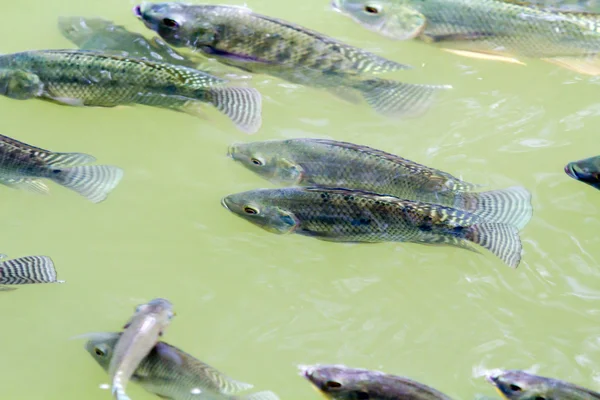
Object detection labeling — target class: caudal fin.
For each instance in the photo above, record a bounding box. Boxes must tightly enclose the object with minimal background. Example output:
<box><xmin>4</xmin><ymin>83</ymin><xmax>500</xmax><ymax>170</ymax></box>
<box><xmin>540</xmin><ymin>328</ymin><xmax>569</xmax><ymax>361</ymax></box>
<box><xmin>356</xmin><ymin>78</ymin><xmax>451</xmax><ymax>118</ymax></box>
<box><xmin>465</xmin><ymin>223</ymin><xmax>522</xmax><ymax>268</ymax></box>
<box><xmin>205</xmin><ymin>87</ymin><xmax>262</xmax><ymax>134</ymax></box>
<box><xmin>0</xmin><ymin>256</ymin><xmax>64</xmax><ymax>285</ymax></box>
<box><xmin>456</xmin><ymin>186</ymin><xmax>532</xmax><ymax>230</ymax></box>
<box><xmin>50</xmin><ymin>165</ymin><xmax>123</xmax><ymax>203</ymax></box>
<box><xmin>245</xmin><ymin>391</ymin><xmax>280</xmax><ymax>400</ymax></box>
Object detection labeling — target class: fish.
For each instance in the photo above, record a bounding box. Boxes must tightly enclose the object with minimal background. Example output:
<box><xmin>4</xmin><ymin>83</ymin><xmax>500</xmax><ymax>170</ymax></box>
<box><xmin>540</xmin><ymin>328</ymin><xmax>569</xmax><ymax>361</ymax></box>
<box><xmin>228</xmin><ymin>138</ymin><xmax>532</xmax><ymax>230</ymax></box>
<box><xmin>57</xmin><ymin>16</ymin><xmax>205</xmax><ymax>69</ymax></box>
<box><xmin>0</xmin><ymin>50</ymin><xmax>262</xmax><ymax>133</ymax></box>
<box><xmin>221</xmin><ymin>187</ymin><xmax>523</xmax><ymax>267</ymax></box>
<box><xmin>0</xmin><ymin>256</ymin><xmax>64</xmax><ymax>291</ymax></box>
<box><xmin>300</xmin><ymin>364</ymin><xmax>453</xmax><ymax>400</ymax></box>
<box><xmin>565</xmin><ymin>155</ymin><xmax>600</xmax><ymax>190</ymax></box>
<box><xmin>135</xmin><ymin>2</ymin><xmax>450</xmax><ymax>118</ymax></box>
<box><xmin>85</xmin><ymin>332</ymin><xmax>280</xmax><ymax>400</ymax></box>
<box><xmin>331</xmin><ymin>0</ymin><xmax>600</xmax><ymax>75</ymax></box>
<box><xmin>109</xmin><ymin>299</ymin><xmax>175</xmax><ymax>400</ymax></box>
<box><xmin>0</xmin><ymin>133</ymin><xmax>122</xmax><ymax>203</ymax></box>
<box><xmin>487</xmin><ymin>370</ymin><xmax>600</xmax><ymax>400</ymax></box>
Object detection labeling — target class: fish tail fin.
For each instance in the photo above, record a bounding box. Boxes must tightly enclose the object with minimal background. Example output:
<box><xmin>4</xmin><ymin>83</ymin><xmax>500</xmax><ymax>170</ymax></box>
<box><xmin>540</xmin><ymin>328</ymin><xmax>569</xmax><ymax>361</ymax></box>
<box><xmin>464</xmin><ymin>223</ymin><xmax>522</xmax><ymax>268</ymax></box>
<box><xmin>203</xmin><ymin>87</ymin><xmax>262</xmax><ymax>133</ymax></box>
<box><xmin>455</xmin><ymin>186</ymin><xmax>532</xmax><ymax>230</ymax></box>
<box><xmin>245</xmin><ymin>391</ymin><xmax>280</xmax><ymax>400</ymax></box>
<box><xmin>356</xmin><ymin>78</ymin><xmax>451</xmax><ymax>118</ymax></box>
<box><xmin>0</xmin><ymin>256</ymin><xmax>63</xmax><ymax>285</ymax></box>
<box><xmin>50</xmin><ymin>165</ymin><xmax>123</xmax><ymax>203</ymax></box>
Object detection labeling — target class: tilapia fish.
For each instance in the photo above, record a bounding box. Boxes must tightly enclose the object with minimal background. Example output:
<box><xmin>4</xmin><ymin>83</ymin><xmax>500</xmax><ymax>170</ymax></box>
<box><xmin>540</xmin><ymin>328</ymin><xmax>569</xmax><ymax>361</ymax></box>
<box><xmin>109</xmin><ymin>299</ymin><xmax>175</xmax><ymax>400</ymax></box>
<box><xmin>332</xmin><ymin>0</ymin><xmax>600</xmax><ymax>74</ymax></box>
<box><xmin>0</xmin><ymin>133</ymin><xmax>122</xmax><ymax>203</ymax></box>
<box><xmin>0</xmin><ymin>255</ymin><xmax>64</xmax><ymax>291</ymax></box>
<box><xmin>487</xmin><ymin>370</ymin><xmax>600</xmax><ymax>400</ymax></box>
<box><xmin>221</xmin><ymin>187</ymin><xmax>523</xmax><ymax>267</ymax></box>
<box><xmin>57</xmin><ymin>16</ymin><xmax>204</xmax><ymax>69</ymax></box>
<box><xmin>135</xmin><ymin>2</ymin><xmax>450</xmax><ymax>118</ymax></box>
<box><xmin>0</xmin><ymin>50</ymin><xmax>262</xmax><ymax>133</ymax></box>
<box><xmin>85</xmin><ymin>332</ymin><xmax>279</xmax><ymax>400</ymax></box>
<box><xmin>565</xmin><ymin>155</ymin><xmax>600</xmax><ymax>190</ymax></box>
<box><xmin>228</xmin><ymin>138</ymin><xmax>532</xmax><ymax>230</ymax></box>
<box><xmin>301</xmin><ymin>364</ymin><xmax>452</xmax><ymax>400</ymax></box>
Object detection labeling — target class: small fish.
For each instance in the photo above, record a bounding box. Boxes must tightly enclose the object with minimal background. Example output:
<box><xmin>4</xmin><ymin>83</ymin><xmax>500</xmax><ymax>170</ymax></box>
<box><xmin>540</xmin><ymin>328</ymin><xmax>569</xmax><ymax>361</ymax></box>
<box><xmin>135</xmin><ymin>2</ymin><xmax>450</xmax><ymax>118</ymax></box>
<box><xmin>300</xmin><ymin>364</ymin><xmax>453</xmax><ymax>400</ymax></box>
<box><xmin>57</xmin><ymin>16</ymin><xmax>203</xmax><ymax>69</ymax></box>
<box><xmin>487</xmin><ymin>370</ymin><xmax>600</xmax><ymax>400</ymax></box>
<box><xmin>0</xmin><ymin>256</ymin><xmax>64</xmax><ymax>291</ymax></box>
<box><xmin>0</xmin><ymin>133</ymin><xmax>122</xmax><ymax>203</ymax></box>
<box><xmin>85</xmin><ymin>332</ymin><xmax>280</xmax><ymax>400</ymax></box>
<box><xmin>228</xmin><ymin>138</ymin><xmax>532</xmax><ymax>229</ymax></box>
<box><xmin>109</xmin><ymin>299</ymin><xmax>175</xmax><ymax>400</ymax></box>
<box><xmin>331</xmin><ymin>0</ymin><xmax>600</xmax><ymax>75</ymax></box>
<box><xmin>0</xmin><ymin>50</ymin><xmax>262</xmax><ymax>133</ymax></box>
<box><xmin>221</xmin><ymin>187</ymin><xmax>523</xmax><ymax>267</ymax></box>
<box><xmin>565</xmin><ymin>155</ymin><xmax>600</xmax><ymax>190</ymax></box>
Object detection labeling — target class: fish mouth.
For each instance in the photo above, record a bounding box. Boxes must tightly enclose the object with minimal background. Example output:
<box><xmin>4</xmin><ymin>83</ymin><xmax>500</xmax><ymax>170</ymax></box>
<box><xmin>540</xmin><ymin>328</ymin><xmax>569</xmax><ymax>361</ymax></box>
<box><xmin>564</xmin><ymin>163</ymin><xmax>578</xmax><ymax>179</ymax></box>
<box><xmin>227</xmin><ymin>143</ymin><xmax>239</xmax><ymax>159</ymax></box>
<box><xmin>330</xmin><ymin>0</ymin><xmax>341</xmax><ymax>11</ymax></box>
<box><xmin>221</xmin><ymin>197</ymin><xmax>231</xmax><ymax>211</ymax></box>
<box><xmin>133</xmin><ymin>4</ymin><xmax>142</xmax><ymax>18</ymax></box>
<box><xmin>297</xmin><ymin>364</ymin><xmax>314</xmax><ymax>378</ymax></box>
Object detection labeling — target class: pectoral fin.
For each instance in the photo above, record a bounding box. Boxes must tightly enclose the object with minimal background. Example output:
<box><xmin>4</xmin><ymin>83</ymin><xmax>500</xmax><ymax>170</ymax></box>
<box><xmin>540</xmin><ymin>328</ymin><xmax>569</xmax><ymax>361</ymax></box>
<box><xmin>441</xmin><ymin>48</ymin><xmax>526</xmax><ymax>65</ymax></box>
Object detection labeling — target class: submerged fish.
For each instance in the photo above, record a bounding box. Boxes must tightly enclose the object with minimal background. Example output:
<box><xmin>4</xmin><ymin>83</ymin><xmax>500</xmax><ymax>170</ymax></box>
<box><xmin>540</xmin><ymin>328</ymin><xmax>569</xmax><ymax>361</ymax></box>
<box><xmin>228</xmin><ymin>139</ymin><xmax>532</xmax><ymax>230</ymax></box>
<box><xmin>0</xmin><ymin>133</ymin><xmax>122</xmax><ymax>203</ymax></box>
<box><xmin>85</xmin><ymin>332</ymin><xmax>279</xmax><ymax>400</ymax></box>
<box><xmin>565</xmin><ymin>155</ymin><xmax>600</xmax><ymax>190</ymax></box>
<box><xmin>331</xmin><ymin>0</ymin><xmax>600</xmax><ymax>74</ymax></box>
<box><xmin>57</xmin><ymin>16</ymin><xmax>202</xmax><ymax>69</ymax></box>
<box><xmin>487</xmin><ymin>370</ymin><xmax>600</xmax><ymax>400</ymax></box>
<box><xmin>135</xmin><ymin>2</ymin><xmax>450</xmax><ymax>118</ymax></box>
<box><xmin>221</xmin><ymin>187</ymin><xmax>523</xmax><ymax>267</ymax></box>
<box><xmin>0</xmin><ymin>50</ymin><xmax>262</xmax><ymax>133</ymax></box>
<box><xmin>0</xmin><ymin>256</ymin><xmax>63</xmax><ymax>291</ymax></box>
<box><xmin>109</xmin><ymin>299</ymin><xmax>175</xmax><ymax>400</ymax></box>
<box><xmin>301</xmin><ymin>364</ymin><xmax>452</xmax><ymax>400</ymax></box>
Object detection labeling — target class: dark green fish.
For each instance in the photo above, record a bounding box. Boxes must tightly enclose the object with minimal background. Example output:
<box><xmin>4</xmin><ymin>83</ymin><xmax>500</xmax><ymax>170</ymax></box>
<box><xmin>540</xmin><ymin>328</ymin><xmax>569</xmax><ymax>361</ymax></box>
<box><xmin>57</xmin><ymin>16</ymin><xmax>204</xmax><ymax>69</ymax></box>
<box><xmin>332</xmin><ymin>0</ymin><xmax>600</xmax><ymax>75</ymax></box>
<box><xmin>565</xmin><ymin>155</ymin><xmax>600</xmax><ymax>190</ymax></box>
<box><xmin>0</xmin><ymin>50</ymin><xmax>262</xmax><ymax>133</ymax></box>
<box><xmin>135</xmin><ymin>2</ymin><xmax>450</xmax><ymax>118</ymax></box>
<box><xmin>301</xmin><ymin>364</ymin><xmax>453</xmax><ymax>400</ymax></box>
<box><xmin>0</xmin><ymin>255</ymin><xmax>64</xmax><ymax>291</ymax></box>
<box><xmin>85</xmin><ymin>332</ymin><xmax>279</xmax><ymax>400</ymax></box>
<box><xmin>221</xmin><ymin>187</ymin><xmax>523</xmax><ymax>267</ymax></box>
<box><xmin>228</xmin><ymin>138</ymin><xmax>532</xmax><ymax>230</ymax></box>
<box><xmin>487</xmin><ymin>370</ymin><xmax>600</xmax><ymax>400</ymax></box>
<box><xmin>0</xmin><ymin>133</ymin><xmax>122</xmax><ymax>203</ymax></box>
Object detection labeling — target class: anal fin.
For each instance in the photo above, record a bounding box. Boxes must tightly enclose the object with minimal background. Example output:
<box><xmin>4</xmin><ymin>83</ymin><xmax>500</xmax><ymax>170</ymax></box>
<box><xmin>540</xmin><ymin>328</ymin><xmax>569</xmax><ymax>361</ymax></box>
<box><xmin>0</xmin><ymin>178</ymin><xmax>50</xmax><ymax>195</ymax></box>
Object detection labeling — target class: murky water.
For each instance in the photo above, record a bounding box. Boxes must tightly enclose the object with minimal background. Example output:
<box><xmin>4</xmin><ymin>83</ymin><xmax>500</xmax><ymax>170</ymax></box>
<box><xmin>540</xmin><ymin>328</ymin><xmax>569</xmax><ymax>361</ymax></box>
<box><xmin>1</xmin><ymin>0</ymin><xmax>599</xmax><ymax>398</ymax></box>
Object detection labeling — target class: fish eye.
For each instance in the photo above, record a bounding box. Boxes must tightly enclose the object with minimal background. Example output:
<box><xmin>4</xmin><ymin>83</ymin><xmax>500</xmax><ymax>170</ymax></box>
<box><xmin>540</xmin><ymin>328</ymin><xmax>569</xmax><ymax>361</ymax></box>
<box><xmin>325</xmin><ymin>381</ymin><xmax>342</xmax><ymax>388</ymax></box>
<box><xmin>364</xmin><ymin>4</ymin><xmax>382</xmax><ymax>14</ymax></box>
<box><xmin>509</xmin><ymin>384</ymin><xmax>522</xmax><ymax>392</ymax></box>
<box><xmin>162</xmin><ymin>18</ymin><xmax>179</xmax><ymax>28</ymax></box>
<box><xmin>243</xmin><ymin>206</ymin><xmax>259</xmax><ymax>215</ymax></box>
<box><xmin>94</xmin><ymin>346</ymin><xmax>106</xmax><ymax>357</ymax></box>
<box><xmin>357</xmin><ymin>392</ymin><xmax>370</xmax><ymax>400</ymax></box>
<box><xmin>251</xmin><ymin>157</ymin><xmax>264</xmax><ymax>166</ymax></box>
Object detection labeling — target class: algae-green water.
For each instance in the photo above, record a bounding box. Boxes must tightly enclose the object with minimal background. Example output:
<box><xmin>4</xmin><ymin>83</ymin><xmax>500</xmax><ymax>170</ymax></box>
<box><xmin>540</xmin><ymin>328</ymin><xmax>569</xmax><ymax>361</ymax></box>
<box><xmin>0</xmin><ymin>0</ymin><xmax>598</xmax><ymax>398</ymax></box>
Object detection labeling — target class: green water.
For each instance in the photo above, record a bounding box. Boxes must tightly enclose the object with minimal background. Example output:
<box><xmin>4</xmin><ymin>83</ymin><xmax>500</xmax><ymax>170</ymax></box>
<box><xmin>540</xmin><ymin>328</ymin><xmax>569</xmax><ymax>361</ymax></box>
<box><xmin>0</xmin><ymin>0</ymin><xmax>599</xmax><ymax>399</ymax></box>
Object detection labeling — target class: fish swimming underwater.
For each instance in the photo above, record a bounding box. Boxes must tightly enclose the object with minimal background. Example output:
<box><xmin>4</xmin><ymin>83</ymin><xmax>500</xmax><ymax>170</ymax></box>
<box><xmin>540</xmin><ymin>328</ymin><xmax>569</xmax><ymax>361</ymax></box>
<box><xmin>0</xmin><ymin>50</ymin><xmax>262</xmax><ymax>133</ymax></box>
<box><xmin>222</xmin><ymin>187</ymin><xmax>523</xmax><ymax>267</ymax></box>
<box><xmin>228</xmin><ymin>138</ymin><xmax>532</xmax><ymax>230</ymax></box>
<box><xmin>487</xmin><ymin>370</ymin><xmax>600</xmax><ymax>400</ymax></box>
<box><xmin>0</xmin><ymin>255</ymin><xmax>63</xmax><ymax>291</ymax></box>
<box><xmin>85</xmin><ymin>332</ymin><xmax>280</xmax><ymax>400</ymax></box>
<box><xmin>331</xmin><ymin>0</ymin><xmax>600</xmax><ymax>74</ymax></box>
<box><xmin>0</xmin><ymin>133</ymin><xmax>122</xmax><ymax>203</ymax></box>
<box><xmin>301</xmin><ymin>364</ymin><xmax>453</xmax><ymax>400</ymax></box>
<box><xmin>135</xmin><ymin>2</ymin><xmax>450</xmax><ymax>118</ymax></box>
<box><xmin>565</xmin><ymin>155</ymin><xmax>600</xmax><ymax>190</ymax></box>
<box><xmin>109</xmin><ymin>299</ymin><xmax>175</xmax><ymax>400</ymax></box>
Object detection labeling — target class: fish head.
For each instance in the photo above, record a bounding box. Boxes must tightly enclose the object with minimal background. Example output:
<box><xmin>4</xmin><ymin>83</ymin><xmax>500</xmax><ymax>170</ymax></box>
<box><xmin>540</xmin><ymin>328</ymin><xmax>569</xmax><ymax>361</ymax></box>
<box><xmin>0</xmin><ymin>69</ymin><xmax>44</xmax><ymax>100</ymax></box>
<box><xmin>486</xmin><ymin>370</ymin><xmax>558</xmax><ymax>400</ymax></box>
<box><xmin>221</xmin><ymin>190</ymin><xmax>300</xmax><ymax>234</ymax></box>
<box><xmin>300</xmin><ymin>364</ymin><xmax>387</xmax><ymax>399</ymax></box>
<box><xmin>228</xmin><ymin>141</ymin><xmax>304</xmax><ymax>185</ymax></box>
<box><xmin>135</xmin><ymin>2</ymin><xmax>222</xmax><ymax>49</ymax></box>
<box><xmin>84</xmin><ymin>332</ymin><xmax>120</xmax><ymax>371</ymax></box>
<box><xmin>565</xmin><ymin>156</ymin><xmax>600</xmax><ymax>190</ymax></box>
<box><xmin>331</xmin><ymin>0</ymin><xmax>426</xmax><ymax>40</ymax></box>
<box><xmin>57</xmin><ymin>17</ymin><xmax>113</xmax><ymax>45</ymax></box>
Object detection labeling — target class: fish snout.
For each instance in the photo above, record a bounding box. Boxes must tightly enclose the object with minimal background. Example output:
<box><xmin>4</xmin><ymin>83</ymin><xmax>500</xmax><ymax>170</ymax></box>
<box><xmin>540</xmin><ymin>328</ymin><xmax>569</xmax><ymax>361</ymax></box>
<box><xmin>564</xmin><ymin>163</ymin><xmax>578</xmax><ymax>179</ymax></box>
<box><xmin>227</xmin><ymin>143</ymin><xmax>240</xmax><ymax>159</ymax></box>
<box><xmin>221</xmin><ymin>196</ymin><xmax>232</xmax><ymax>211</ymax></box>
<box><xmin>298</xmin><ymin>364</ymin><xmax>315</xmax><ymax>379</ymax></box>
<box><xmin>331</xmin><ymin>0</ymin><xmax>341</xmax><ymax>11</ymax></box>
<box><xmin>133</xmin><ymin>4</ymin><xmax>142</xmax><ymax>17</ymax></box>
<box><xmin>485</xmin><ymin>372</ymin><xmax>500</xmax><ymax>385</ymax></box>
